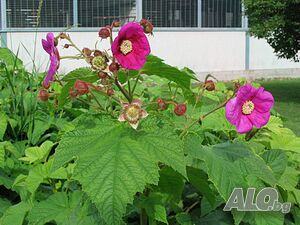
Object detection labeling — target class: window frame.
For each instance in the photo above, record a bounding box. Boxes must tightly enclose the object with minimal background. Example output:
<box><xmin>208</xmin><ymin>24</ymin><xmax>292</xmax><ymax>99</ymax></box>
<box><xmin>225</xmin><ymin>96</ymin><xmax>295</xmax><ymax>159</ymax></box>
<box><xmin>0</xmin><ymin>0</ymin><xmax>248</xmax><ymax>32</ymax></box>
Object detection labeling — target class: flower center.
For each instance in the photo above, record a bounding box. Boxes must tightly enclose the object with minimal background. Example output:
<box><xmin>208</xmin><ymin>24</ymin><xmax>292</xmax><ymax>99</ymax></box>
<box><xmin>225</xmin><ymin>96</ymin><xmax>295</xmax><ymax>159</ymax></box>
<box><xmin>242</xmin><ymin>100</ymin><xmax>255</xmax><ymax>115</ymax></box>
<box><xmin>120</xmin><ymin>40</ymin><xmax>133</xmax><ymax>55</ymax></box>
<box><xmin>125</xmin><ymin>105</ymin><xmax>140</xmax><ymax>122</ymax></box>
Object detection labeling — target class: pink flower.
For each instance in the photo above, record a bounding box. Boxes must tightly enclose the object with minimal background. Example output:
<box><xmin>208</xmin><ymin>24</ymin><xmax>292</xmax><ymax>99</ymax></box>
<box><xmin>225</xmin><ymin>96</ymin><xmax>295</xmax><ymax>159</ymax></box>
<box><xmin>42</xmin><ymin>33</ymin><xmax>60</xmax><ymax>88</ymax></box>
<box><xmin>112</xmin><ymin>22</ymin><xmax>150</xmax><ymax>70</ymax></box>
<box><xmin>118</xmin><ymin>100</ymin><xmax>148</xmax><ymax>129</ymax></box>
<box><xmin>225</xmin><ymin>84</ymin><xmax>274</xmax><ymax>134</ymax></box>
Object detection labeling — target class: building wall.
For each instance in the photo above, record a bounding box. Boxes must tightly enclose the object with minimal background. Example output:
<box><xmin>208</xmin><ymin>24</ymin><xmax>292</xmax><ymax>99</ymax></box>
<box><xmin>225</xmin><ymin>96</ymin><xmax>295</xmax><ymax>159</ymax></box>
<box><xmin>5</xmin><ymin>31</ymin><xmax>300</xmax><ymax>79</ymax></box>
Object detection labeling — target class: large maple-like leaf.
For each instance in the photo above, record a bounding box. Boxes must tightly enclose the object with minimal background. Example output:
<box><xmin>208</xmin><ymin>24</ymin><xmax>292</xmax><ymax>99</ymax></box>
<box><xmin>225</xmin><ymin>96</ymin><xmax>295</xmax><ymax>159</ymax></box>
<box><xmin>52</xmin><ymin>115</ymin><xmax>186</xmax><ymax>225</ymax></box>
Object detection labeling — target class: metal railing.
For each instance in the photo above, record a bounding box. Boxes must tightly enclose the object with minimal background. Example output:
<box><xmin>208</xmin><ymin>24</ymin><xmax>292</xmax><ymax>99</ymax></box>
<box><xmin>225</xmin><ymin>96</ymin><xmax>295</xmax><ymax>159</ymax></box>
<box><xmin>0</xmin><ymin>0</ymin><xmax>248</xmax><ymax>32</ymax></box>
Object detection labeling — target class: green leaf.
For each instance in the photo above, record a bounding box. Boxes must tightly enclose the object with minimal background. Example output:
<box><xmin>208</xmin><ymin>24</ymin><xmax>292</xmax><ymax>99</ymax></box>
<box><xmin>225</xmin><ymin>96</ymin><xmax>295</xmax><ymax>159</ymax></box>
<box><xmin>28</xmin><ymin>191</ymin><xmax>100</xmax><ymax>225</ymax></box>
<box><xmin>58</xmin><ymin>68</ymin><xmax>99</xmax><ymax>108</ymax></box>
<box><xmin>0</xmin><ymin>112</ymin><xmax>8</xmax><ymax>141</ymax></box>
<box><xmin>140</xmin><ymin>55</ymin><xmax>196</xmax><ymax>90</ymax></box>
<box><xmin>201</xmin><ymin>108</ymin><xmax>235</xmax><ymax>131</ymax></box>
<box><xmin>139</xmin><ymin>193</ymin><xmax>169</xmax><ymax>224</ymax></box>
<box><xmin>185</xmin><ymin>140</ymin><xmax>277</xmax><ymax>200</ymax></box>
<box><xmin>187</xmin><ymin>167</ymin><xmax>216</xmax><ymax>206</ymax></box>
<box><xmin>254</xmin><ymin>211</ymin><xmax>284</xmax><ymax>225</ymax></box>
<box><xmin>261</xmin><ymin>149</ymin><xmax>287</xmax><ymax>179</ymax></box>
<box><xmin>19</xmin><ymin>141</ymin><xmax>54</xmax><ymax>164</ymax></box>
<box><xmin>52</xmin><ymin>115</ymin><xmax>186</xmax><ymax>225</ymax></box>
<box><xmin>30</xmin><ymin>119</ymin><xmax>51</xmax><ymax>145</ymax></box>
<box><xmin>0</xmin><ymin>145</ymin><xmax>4</xmax><ymax>168</ymax></box>
<box><xmin>158</xmin><ymin>167</ymin><xmax>185</xmax><ymax>202</ymax></box>
<box><xmin>0</xmin><ymin>48</ymin><xmax>23</xmax><ymax>69</ymax></box>
<box><xmin>0</xmin><ymin>202</ymin><xmax>30</xmax><ymax>225</ymax></box>
<box><xmin>14</xmin><ymin>159</ymin><xmax>68</xmax><ymax>194</ymax></box>
<box><xmin>0</xmin><ymin>197</ymin><xmax>12</xmax><ymax>217</ymax></box>
<box><xmin>270</xmin><ymin>128</ymin><xmax>300</xmax><ymax>153</ymax></box>
<box><xmin>176</xmin><ymin>213</ymin><xmax>193</xmax><ymax>225</ymax></box>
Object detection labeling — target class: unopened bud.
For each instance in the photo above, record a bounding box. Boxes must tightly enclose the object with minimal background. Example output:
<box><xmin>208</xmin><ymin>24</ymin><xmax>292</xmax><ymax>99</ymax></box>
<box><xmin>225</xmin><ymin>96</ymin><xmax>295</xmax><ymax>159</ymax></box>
<box><xmin>98</xmin><ymin>27</ymin><xmax>111</xmax><ymax>39</ymax></box>
<box><xmin>107</xmin><ymin>88</ymin><xmax>114</xmax><ymax>96</ymax></box>
<box><xmin>140</xmin><ymin>19</ymin><xmax>153</xmax><ymax>34</ymax></box>
<box><xmin>205</xmin><ymin>80</ymin><xmax>215</xmax><ymax>91</ymax></box>
<box><xmin>82</xmin><ymin>48</ymin><xmax>92</xmax><ymax>56</ymax></box>
<box><xmin>74</xmin><ymin>80</ymin><xmax>89</xmax><ymax>95</ymax></box>
<box><xmin>59</xmin><ymin>32</ymin><xmax>69</xmax><ymax>39</ymax></box>
<box><xmin>98</xmin><ymin>71</ymin><xmax>108</xmax><ymax>79</ymax></box>
<box><xmin>157</xmin><ymin>98</ymin><xmax>167</xmax><ymax>110</ymax></box>
<box><xmin>112</xmin><ymin>20</ymin><xmax>121</xmax><ymax>28</ymax></box>
<box><xmin>39</xmin><ymin>90</ymin><xmax>49</xmax><ymax>102</ymax></box>
<box><xmin>109</xmin><ymin>62</ymin><xmax>120</xmax><ymax>73</ymax></box>
<box><xmin>174</xmin><ymin>104</ymin><xmax>187</xmax><ymax>116</ymax></box>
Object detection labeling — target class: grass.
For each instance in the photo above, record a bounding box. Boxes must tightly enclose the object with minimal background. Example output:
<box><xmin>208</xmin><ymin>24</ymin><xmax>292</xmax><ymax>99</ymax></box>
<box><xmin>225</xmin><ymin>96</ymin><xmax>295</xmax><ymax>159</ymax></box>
<box><xmin>259</xmin><ymin>78</ymin><xmax>300</xmax><ymax>136</ymax></box>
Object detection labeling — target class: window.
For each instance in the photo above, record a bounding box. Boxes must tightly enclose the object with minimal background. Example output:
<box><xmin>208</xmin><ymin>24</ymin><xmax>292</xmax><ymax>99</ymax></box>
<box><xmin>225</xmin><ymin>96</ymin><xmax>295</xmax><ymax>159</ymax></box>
<box><xmin>201</xmin><ymin>0</ymin><xmax>242</xmax><ymax>27</ymax></box>
<box><xmin>6</xmin><ymin>0</ymin><xmax>73</xmax><ymax>28</ymax></box>
<box><xmin>78</xmin><ymin>0</ymin><xmax>136</xmax><ymax>27</ymax></box>
<box><xmin>142</xmin><ymin>0</ymin><xmax>198</xmax><ymax>27</ymax></box>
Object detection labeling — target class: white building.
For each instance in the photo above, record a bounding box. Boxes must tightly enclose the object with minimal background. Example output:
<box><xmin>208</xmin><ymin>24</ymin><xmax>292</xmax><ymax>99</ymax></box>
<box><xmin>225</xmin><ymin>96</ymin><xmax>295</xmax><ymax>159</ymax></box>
<box><xmin>0</xmin><ymin>0</ymin><xmax>299</xmax><ymax>80</ymax></box>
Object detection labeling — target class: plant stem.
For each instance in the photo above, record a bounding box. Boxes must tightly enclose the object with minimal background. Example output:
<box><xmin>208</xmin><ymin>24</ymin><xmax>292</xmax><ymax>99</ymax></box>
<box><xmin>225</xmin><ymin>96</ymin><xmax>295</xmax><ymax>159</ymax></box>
<box><xmin>131</xmin><ymin>73</ymin><xmax>141</xmax><ymax>96</ymax></box>
<box><xmin>114</xmin><ymin>76</ymin><xmax>131</xmax><ymax>102</ymax></box>
<box><xmin>180</xmin><ymin>92</ymin><xmax>236</xmax><ymax>138</ymax></box>
<box><xmin>140</xmin><ymin>208</ymin><xmax>148</xmax><ymax>225</ymax></box>
<box><xmin>60</xmin><ymin>56</ymin><xmax>84</xmax><ymax>60</ymax></box>
<box><xmin>89</xmin><ymin>91</ymin><xmax>104</xmax><ymax>110</ymax></box>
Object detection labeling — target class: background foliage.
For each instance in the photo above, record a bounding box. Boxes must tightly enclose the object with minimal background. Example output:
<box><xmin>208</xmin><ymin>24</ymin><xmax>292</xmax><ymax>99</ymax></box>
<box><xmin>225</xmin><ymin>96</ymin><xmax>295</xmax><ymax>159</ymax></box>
<box><xmin>243</xmin><ymin>0</ymin><xmax>300</xmax><ymax>61</ymax></box>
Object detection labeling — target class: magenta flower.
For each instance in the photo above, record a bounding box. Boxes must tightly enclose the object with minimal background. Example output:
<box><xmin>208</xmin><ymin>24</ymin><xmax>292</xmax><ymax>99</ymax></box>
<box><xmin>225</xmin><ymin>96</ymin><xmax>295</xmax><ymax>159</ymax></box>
<box><xmin>225</xmin><ymin>84</ymin><xmax>274</xmax><ymax>134</ymax></box>
<box><xmin>112</xmin><ymin>22</ymin><xmax>150</xmax><ymax>70</ymax></box>
<box><xmin>42</xmin><ymin>32</ymin><xmax>60</xmax><ymax>88</ymax></box>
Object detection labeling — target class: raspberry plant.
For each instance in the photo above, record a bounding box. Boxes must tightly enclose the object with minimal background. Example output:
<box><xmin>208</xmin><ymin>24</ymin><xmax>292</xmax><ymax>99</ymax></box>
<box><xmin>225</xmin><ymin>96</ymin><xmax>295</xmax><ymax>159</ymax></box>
<box><xmin>0</xmin><ymin>21</ymin><xmax>299</xmax><ymax>225</ymax></box>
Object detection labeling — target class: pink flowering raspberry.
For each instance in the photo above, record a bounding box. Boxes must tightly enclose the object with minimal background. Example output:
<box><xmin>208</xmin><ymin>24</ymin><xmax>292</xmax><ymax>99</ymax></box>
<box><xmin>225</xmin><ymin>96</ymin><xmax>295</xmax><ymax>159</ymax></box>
<box><xmin>42</xmin><ymin>32</ymin><xmax>60</xmax><ymax>88</ymax></box>
<box><xmin>225</xmin><ymin>84</ymin><xmax>274</xmax><ymax>134</ymax></box>
<box><xmin>118</xmin><ymin>100</ymin><xmax>148</xmax><ymax>129</ymax></box>
<box><xmin>112</xmin><ymin>22</ymin><xmax>150</xmax><ymax>70</ymax></box>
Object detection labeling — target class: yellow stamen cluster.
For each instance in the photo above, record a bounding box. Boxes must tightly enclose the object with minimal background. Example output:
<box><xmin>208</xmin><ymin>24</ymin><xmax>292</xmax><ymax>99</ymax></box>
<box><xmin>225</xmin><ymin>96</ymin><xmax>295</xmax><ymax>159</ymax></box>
<box><xmin>242</xmin><ymin>100</ymin><xmax>255</xmax><ymax>115</ymax></box>
<box><xmin>120</xmin><ymin>40</ymin><xmax>133</xmax><ymax>55</ymax></box>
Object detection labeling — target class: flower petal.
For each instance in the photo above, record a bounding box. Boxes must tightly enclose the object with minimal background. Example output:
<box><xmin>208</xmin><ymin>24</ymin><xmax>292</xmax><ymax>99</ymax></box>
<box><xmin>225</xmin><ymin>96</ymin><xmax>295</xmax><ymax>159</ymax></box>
<box><xmin>141</xmin><ymin>110</ymin><xmax>148</xmax><ymax>119</ymax></box>
<box><xmin>236</xmin><ymin>115</ymin><xmax>253</xmax><ymax>134</ymax></box>
<box><xmin>118</xmin><ymin>113</ymin><xmax>126</xmax><ymax>122</ymax></box>
<box><xmin>252</xmin><ymin>88</ymin><xmax>274</xmax><ymax>113</ymax></box>
<box><xmin>130</xmin><ymin>121</ymin><xmax>139</xmax><ymax>130</ymax></box>
<box><xmin>225</xmin><ymin>98</ymin><xmax>241</xmax><ymax>125</ymax></box>
<box><xmin>247</xmin><ymin>110</ymin><xmax>271</xmax><ymax>129</ymax></box>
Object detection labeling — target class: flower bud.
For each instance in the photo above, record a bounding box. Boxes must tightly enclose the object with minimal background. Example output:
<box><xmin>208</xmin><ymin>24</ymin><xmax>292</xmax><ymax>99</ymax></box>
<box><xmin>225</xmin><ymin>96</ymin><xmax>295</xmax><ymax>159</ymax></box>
<box><xmin>107</xmin><ymin>88</ymin><xmax>114</xmax><ymax>96</ymax></box>
<box><xmin>59</xmin><ymin>32</ymin><xmax>69</xmax><ymax>39</ymax></box>
<box><xmin>39</xmin><ymin>89</ymin><xmax>49</xmax><ymax>102</ymax></box>
<box><xmin>74</xmin><ymin>80</ymin><xmax>89</xmax><ymax>95</ymax></box>
<box><xmin>98</xmin><ymin>71</ymin><xmax>108</xmax><ymax>79</ymax></box>
<box><xmin>205</xmin><ymin>80</ymin><xmax>215</xmax><ymax>91</ymax></box>
<box><xmin>140</xmin><ymin>19</ymin><xmax>153</xmax><ymax>34</ymax></box>
<box><xmin>64</xmin><ymin>44</ymin><xmax>70</xmax><ymax>48</ymax></box>
<box><xmin>109</xmin><ymin>62</ymin><xmax>120</xmax><ymax>73</ymax></box>
<box><xmin>174</xmin><ymin>104</ymin><xmax>187</xmax><ymax>116</ymax></box>
<box><xmin>42</xmin><ymin>81</ymin><xmax>50</xmax><ymax>89</ymax></box>
<box><xmin>234</xmin><ymin>82</ymin><xmax>241</xmax><ymax>91</ymax></box>
<box><xmin>98</xmin><ymin>27</ymin><xmax>111</xmax><ymax>39</ymax></box>
<box><xmin>69</xmin><ymin>88</ymin><xmax>78</xmax><ymax>98</ymax></box>
<box><xmin>93</xmin><ymin>50</ymin><xmax>103</xmax><ymax>57</ymax></box>
<box><xmin>157</xmin><ymin>98</ymin><xmax>167</xmax><ymax>110</ymax></box>
<box><xmin>112</xmin><ymin>20</ymin><xmax>121</xmax><ymax>28</ymax></box>
<box><xmin>54</xmin><ymin>38</ymin><xmax>59</xmax><ymax>47</ymax></box>
<box><xmin>82</xmin><ymin>47</ymin><xmax>92</xmax><ymax>56</ymax></box>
